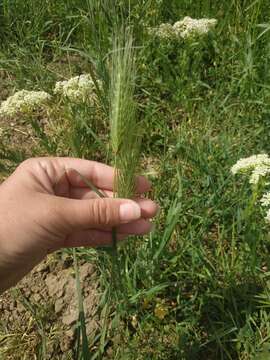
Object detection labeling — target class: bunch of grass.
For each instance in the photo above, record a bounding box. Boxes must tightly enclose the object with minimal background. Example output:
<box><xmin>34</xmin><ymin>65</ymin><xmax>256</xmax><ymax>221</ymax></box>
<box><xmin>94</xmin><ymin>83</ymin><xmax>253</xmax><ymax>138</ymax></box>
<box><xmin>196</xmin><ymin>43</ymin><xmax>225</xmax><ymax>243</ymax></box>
<box><xmin>106</xmin><ymin>30</ymin><xmax>141</xmax><ymax>298</ymax></box>
<box><xmin>72</xmin><ymin>32</ymin><xmax>141</xmax><ymax>357</ymax></box>
<box><xmin>109</xmin><ymin>32</ymin><xmax>141</xmax><ymax>199</ymax></box>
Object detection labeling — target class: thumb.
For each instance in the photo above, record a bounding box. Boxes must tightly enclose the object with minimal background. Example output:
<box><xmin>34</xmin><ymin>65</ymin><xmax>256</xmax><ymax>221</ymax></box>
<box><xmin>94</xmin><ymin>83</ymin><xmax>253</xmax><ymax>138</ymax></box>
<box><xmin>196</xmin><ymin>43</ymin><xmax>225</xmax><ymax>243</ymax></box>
<box><xmin>52</xmin><ymin>197</ymin><xmax>142</xmax><ymax>231</ymax></box>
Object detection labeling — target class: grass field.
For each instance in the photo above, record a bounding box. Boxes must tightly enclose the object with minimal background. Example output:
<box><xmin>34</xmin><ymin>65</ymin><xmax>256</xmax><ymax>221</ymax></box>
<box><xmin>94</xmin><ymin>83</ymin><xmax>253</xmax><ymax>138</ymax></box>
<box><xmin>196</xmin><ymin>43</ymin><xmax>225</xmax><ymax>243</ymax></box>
<box><xmin>1</xmin><ymin>0</ymin><xmax>270</xmax><ymax>359</ymax></box>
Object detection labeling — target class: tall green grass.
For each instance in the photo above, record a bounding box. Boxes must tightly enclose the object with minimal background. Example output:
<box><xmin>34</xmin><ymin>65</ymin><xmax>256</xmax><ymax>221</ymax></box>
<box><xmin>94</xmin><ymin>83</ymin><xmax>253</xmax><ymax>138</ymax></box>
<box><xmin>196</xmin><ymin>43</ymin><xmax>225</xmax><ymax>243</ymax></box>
<box><xmin>1</xmin><ymin>0</ymin><xmax>270</xmax><ymax>359</ymax></box>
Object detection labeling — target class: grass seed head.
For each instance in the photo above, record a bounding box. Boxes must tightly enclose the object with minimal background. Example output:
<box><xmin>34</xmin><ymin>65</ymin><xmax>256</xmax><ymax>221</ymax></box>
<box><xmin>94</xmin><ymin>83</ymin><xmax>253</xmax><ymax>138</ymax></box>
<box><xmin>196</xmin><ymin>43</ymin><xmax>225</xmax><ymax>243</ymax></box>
<box><xmin>109</xmin><ymin>32</ymin><xmax>141</xmax><ymax>198</ymax></box>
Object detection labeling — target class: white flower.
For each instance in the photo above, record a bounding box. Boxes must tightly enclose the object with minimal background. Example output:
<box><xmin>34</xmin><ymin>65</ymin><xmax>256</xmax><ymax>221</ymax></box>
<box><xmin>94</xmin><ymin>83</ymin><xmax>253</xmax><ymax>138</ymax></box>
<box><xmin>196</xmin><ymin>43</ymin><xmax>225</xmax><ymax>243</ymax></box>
<box><xmin>231</xmin><ymin>154</ymin><xmax>270</xmax><ymax>185</ymax></box>
<box><xmin>232</xmin><ymin>154</ymin><xmax>270</xmax><ymax>224</ymax></box>
<box><xmin>0</xmin><ymin>90</ymin><xmax>51</xmax><ymax>117</ymax></box>
<box><xmin>231</xmin><ymin>154</ymin><xmax>270</xmax><ymax>175</ymax></box>
<box><xmin>250</xmin><ymin>165</ymin><xmax>270</xmax><ymax>185</ymax></box>
<box><xmin>265</xmin><ymin>208</ymin><xmax>270</xmax><ymax>223</ymax></box>
<box><xmin>54</xmin><ymin>74</ymin><xmax>98</xmax><ymax>104</ymax></box>
<box><xmin>260</xmin><ymin>192</ymin><xmax>270</xmax><ymax>207</ymax></box>
<box><xmin>148</xmin><ymin>23</ymin><xmax>175</xmax><ymax>40</ymax></box>
<box><xmin>149</xmin><ymin>16</ymin><xmax>217</xmax><ymax>41</ymax></box>
<box><xmin>173</xmin><ymin>17</ymin><xmax>217</xmax><ymax>39</ymax></box>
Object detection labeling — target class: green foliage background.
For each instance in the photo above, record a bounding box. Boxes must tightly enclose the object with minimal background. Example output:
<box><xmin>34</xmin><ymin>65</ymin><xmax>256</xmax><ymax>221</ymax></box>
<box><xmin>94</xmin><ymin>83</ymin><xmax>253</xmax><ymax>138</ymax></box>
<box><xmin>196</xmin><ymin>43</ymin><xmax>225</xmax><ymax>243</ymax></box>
<box><xmin>1</xmin><ymin>0</ymin><xmax>270</xmax><ymax>359</ymax></box>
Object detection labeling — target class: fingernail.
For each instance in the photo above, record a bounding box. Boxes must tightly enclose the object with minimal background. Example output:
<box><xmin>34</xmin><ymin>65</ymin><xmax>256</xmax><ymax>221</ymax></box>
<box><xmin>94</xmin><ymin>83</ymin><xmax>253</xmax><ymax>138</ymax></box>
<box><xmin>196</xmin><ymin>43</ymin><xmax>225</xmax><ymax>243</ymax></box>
<box><xmin>120</xmin><ymin>202</ymin><xmax>141</xmax><ymax>223</ymax></box>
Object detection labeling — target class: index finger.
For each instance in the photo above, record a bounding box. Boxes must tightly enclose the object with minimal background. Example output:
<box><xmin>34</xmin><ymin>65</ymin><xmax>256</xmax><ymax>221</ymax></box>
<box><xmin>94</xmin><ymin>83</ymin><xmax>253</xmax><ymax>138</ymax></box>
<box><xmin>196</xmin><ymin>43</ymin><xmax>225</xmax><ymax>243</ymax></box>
<box><xmin>53</xmin><ymin>157</ymin><xmax>151</xmax><ymax>193</ymax></box>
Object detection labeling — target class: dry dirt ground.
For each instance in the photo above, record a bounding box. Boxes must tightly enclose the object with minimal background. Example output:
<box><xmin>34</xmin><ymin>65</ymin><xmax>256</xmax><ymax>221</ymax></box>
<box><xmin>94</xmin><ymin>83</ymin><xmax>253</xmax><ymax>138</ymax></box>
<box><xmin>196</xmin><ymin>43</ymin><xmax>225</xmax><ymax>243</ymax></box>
<box><xmin>0</xmin><ymin>254</ymin><xmax>99</xmax><ymax>359</ymax></box>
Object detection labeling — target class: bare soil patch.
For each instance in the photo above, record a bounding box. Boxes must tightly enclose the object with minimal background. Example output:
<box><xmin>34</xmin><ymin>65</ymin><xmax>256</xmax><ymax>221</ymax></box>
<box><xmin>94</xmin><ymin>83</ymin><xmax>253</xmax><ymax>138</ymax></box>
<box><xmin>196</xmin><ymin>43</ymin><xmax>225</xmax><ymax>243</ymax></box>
<box><xmin>0</xmin><ymin>254</ymin><xmax>99</xmax><ymax>359</ymax></box>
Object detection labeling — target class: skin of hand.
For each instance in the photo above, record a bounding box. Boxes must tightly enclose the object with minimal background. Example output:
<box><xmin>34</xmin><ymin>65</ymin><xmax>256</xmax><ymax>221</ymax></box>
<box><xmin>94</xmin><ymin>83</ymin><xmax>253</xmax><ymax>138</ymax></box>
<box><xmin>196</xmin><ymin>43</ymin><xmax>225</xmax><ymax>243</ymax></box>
<box><xmin>0</xmin><ymin>157</ymin><xmax>158</xmax><ymax>294</ymax></box>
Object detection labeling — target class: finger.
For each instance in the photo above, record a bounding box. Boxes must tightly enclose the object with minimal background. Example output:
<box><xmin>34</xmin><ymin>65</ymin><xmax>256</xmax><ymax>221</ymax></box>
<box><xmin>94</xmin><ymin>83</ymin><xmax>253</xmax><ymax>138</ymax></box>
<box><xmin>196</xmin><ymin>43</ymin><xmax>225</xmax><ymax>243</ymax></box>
<box><xmin>135</xmin><ymin>175</ymin><xmax>151</xmax><ymax>194</ymax></box>
<box><xmin>136</xmin><ymin>198</ymin><xmax>159</xmax><ymax>218</ymax></box>
<box><xmin>117</xmin><ymin>219</ymin><xmax>153</xmax><ymax>234</ymax></box>
<box><xmin>33</xmin><ymin>157</ymin><xmax>115</xmax><ymax>191</ymax></box>
<box><xmin>94</xmin><ymin>218</ymin><xmax>153</xmax><ymax>234</ymax></box>
<box><xmin>70</xmin><ymin>188</ymin><xmax>114</xmax><ymax>199</ymax></box>
<box><xmin>51</xmin><ymin>196</ymin><xmax>142</xmax><ymax>231</ymax></box>
<box><xmin>64</xmin><ymin>229</ymin><xmax>127</xmax><ymax>248</ymax></box>
<box><xmin>70</xmin><ymin>188</ymin><xmax>159</xmax><ymax>218</ymax></box>
<box><xmin>21</xmin><ymin>157</ymin><xmax>151</xmax><ymax>194</ymax></box>
<box><xmin>46</xmin><ymin>157</ymin><xmax>151</xmax><ymax>192</ymax></box>
<box><xmin>65</xmin><ymin>167</ymin><xmax>151</xmax><ymax>194</ymax></box>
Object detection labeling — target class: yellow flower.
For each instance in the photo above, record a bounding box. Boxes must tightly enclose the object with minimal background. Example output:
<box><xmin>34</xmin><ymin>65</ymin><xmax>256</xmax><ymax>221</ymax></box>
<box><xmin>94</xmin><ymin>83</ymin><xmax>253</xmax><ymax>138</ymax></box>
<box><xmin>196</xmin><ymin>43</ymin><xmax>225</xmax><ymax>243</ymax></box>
<box><xmin>154</xmin><ymin>303</ymin><xmax>168</xmax><ymax>320</ymax></box>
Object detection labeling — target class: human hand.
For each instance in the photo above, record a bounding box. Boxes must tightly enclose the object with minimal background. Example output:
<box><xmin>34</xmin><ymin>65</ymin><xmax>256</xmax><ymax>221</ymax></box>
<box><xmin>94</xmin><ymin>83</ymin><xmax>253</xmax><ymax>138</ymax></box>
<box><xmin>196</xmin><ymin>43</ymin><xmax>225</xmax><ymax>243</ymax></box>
<box><xmin>0</xmin><ymin>157</ymin><xmax>158</xmax><ymax>293</ymax></box>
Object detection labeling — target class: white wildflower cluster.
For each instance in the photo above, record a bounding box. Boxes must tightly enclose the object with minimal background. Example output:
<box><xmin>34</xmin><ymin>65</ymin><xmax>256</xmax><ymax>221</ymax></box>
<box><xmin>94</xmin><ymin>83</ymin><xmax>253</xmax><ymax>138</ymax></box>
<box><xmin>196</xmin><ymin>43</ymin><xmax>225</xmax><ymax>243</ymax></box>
<box><xmin>231</xmin><ymin>154</ymin><xmax>270</xmax><ymax>184</ymax></box>
<box><xmin>174</xmin><ymin>17</ymin><xmax>217</xmax><ymax>39</ymax></box>
<box><xmin>260</xmin><ymin>192</ymin><xmax>270</xmax><ymax>223</ymax></box>
<box><xmin>0</xmin><ymin>90</ymin><xmax>51</xmax><ymax>117</ymax></box>
<box><xmin>262</xmin><ymin>194</ymin><xmax>270</xmax><ymax>223</ymax></box>
<box><xmin>149</xmin><ymin>23</ymin><xmax>175</xmax><ymax>40</ymax></box>
<box><xmin>265</xmin><ymin>209</ymin><xmax>270</xmax><ymax>223</ymax></box>
<box><xmin>0</xmin><ymin>74</ymin><xmax>100</xmax><ymax>119</ymax></box>
<box><xmin>54</xmin><ymin>74</ymin><xmax>98</xmax><ymax>104</ymax></box>
<box><xmin>149</xmin><ymin>16</ymin><xmax>217</xmax><ymax>41</ymax></box>
<box><xmin>250</xmin><ymin>165</ymin><xmax>270</xmax><ymax>185</ymax></box>
<box><xmin>260</xmin><ymin>192</ymin><xmax>270</xmax><ymax>207</ymax></box>
<box><xmin>231</xmin><ymin>154</ymin><xmax>270</xmax><ymax>224</ymax></box>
